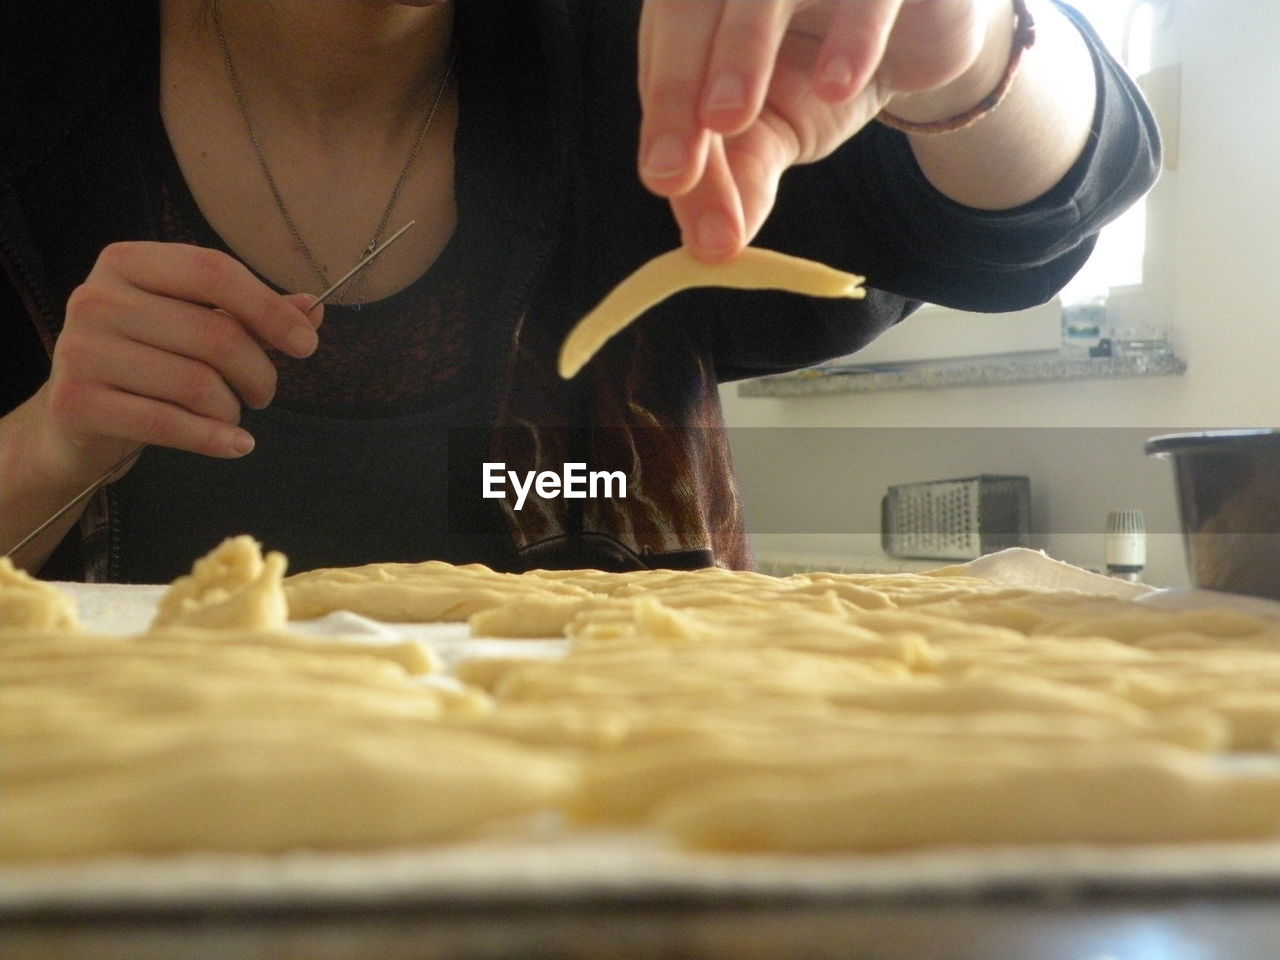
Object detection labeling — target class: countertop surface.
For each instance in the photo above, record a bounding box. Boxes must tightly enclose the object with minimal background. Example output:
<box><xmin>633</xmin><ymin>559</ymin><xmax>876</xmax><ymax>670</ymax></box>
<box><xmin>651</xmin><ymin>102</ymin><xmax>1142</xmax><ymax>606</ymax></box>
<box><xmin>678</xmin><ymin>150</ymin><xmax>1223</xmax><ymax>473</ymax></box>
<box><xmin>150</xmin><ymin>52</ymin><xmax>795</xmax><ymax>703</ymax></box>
<box><xmin>738</xmin><ymin>350</ymin><xmax>1187</xmax><ymax>398</ymax></box>
<box><xmin>10</xmin><ymin>892</ymin><xmax>1280</xmax><ymax>960</ymax></box>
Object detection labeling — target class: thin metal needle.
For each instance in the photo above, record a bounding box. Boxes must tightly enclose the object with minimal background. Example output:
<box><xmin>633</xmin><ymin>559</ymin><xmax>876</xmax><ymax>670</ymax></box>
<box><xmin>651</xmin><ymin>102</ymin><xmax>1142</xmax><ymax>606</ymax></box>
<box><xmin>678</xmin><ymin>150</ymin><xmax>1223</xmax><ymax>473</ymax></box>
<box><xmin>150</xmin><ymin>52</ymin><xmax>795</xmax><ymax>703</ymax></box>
<box><xmin>3</xmin><ymin>221</ymin><xmax>417</xmax><ymax>561</ymax></box>
<box><xmin>309</xmin><ymin>219</ymin><xmax>416</xmax><ymax>309</ymax></box>
<box><xmin>3</xmin><ymin>451</ymin><xmax>144</xmax><ymax>562</ymax></box>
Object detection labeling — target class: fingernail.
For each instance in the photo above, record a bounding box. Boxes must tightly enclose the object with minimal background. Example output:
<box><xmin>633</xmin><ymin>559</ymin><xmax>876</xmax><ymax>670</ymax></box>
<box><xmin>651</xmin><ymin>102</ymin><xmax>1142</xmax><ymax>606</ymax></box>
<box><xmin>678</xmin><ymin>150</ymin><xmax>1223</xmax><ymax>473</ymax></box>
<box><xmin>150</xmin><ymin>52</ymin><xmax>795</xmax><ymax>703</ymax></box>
<box><xmin>287</xmin><ymin>326</ymin><xmax>318</xmax><ymax>357</ymax></box>
<box><xmin>230</xmin><ymin>430</ymin><xmax>255</xmax><ymax>456</ymax></box>
<box><xmin>696</xmin><ymin>213</ymin><xmax>737</xmax><ymax>258</ymax></box>
<box><xmin>819</xmin><ymin>56</ymin><xmax>855</xmax><ymax>91</ymax></box>
<box><xmin>705</xmin><ymin>74</ymin><xmax>746</xmax><ymax>113</ymax></box>
<box><xmin>643</xmin><ymin>133</ymin><xmax>688</xmax><ymax>178</ymax></box>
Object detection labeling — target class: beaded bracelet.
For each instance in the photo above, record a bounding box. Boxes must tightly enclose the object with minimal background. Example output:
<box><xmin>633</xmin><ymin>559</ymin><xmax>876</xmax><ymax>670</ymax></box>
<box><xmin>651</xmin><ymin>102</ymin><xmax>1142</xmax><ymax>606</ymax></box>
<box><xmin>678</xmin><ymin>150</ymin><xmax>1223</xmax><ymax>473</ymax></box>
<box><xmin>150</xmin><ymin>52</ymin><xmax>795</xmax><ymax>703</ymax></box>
<box><xmin>876</xmin><ymin>0</ymin><xmax>1037</xmax><ymax>136</ymax></box>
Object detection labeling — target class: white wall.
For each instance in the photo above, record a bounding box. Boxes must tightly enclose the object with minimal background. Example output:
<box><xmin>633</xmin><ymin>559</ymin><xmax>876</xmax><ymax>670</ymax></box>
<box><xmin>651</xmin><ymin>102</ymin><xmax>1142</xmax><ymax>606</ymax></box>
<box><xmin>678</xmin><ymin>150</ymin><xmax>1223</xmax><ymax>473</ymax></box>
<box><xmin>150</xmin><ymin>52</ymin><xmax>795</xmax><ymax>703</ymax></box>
<box><xmin>722</xmin><ymin>0</ymin><xmax>1280</xmax><ymax>586</ymax></box>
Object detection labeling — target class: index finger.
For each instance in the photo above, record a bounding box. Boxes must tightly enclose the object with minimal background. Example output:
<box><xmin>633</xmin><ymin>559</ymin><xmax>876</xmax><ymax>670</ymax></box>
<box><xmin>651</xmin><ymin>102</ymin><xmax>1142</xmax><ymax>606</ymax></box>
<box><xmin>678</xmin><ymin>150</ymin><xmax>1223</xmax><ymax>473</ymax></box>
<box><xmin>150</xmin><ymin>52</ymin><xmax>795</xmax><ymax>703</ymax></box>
<box><xmin>95</xmin><ymin>242</ymin><xmax>318</xmax><ymax>359</ymax></box>
<box><xmin>637</xmin><ymin>0</ymin><xmax>724</xmax><ymax>196</ymax></box>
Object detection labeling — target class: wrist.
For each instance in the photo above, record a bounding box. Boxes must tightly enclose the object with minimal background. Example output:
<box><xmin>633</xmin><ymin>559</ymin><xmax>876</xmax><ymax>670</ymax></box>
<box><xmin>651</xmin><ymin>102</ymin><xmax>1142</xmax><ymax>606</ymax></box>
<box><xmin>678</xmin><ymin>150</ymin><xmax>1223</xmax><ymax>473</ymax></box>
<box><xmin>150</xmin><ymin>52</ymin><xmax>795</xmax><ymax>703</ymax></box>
<box><xmin>0</xmin><ymin>386</ymin><xmax>121</xmax><ymax>568</ymax></box>
<box><xmin>880</xmin><ymin>0</ymin><xmax>1034</xmax><ymax>134</ymax></box>
<box><xmin>4</xmin><ymin>386</ymin><xmax>100</xmax><ymax>492</ymax></box>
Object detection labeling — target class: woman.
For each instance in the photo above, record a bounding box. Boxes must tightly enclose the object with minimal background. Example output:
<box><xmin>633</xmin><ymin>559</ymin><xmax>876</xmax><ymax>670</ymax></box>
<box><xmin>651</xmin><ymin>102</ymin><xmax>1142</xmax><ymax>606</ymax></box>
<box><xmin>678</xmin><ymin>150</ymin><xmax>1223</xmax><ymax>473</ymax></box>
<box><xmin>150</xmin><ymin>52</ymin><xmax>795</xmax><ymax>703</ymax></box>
<box><xmin>0</xmin><ymin>0</ymin><xmax>1158</xmax><ymax>581</ymax></box>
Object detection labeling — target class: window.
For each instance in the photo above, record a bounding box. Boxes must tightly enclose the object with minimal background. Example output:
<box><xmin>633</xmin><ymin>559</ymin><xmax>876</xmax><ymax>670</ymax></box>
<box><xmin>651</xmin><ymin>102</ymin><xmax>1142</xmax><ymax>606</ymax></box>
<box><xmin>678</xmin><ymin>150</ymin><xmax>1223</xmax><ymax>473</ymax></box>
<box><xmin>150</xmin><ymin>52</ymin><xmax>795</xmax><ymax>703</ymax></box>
<box><xmin>1058</xmin><ymin>0</ymin><xmax>1157</xmax><ymax>302</ymax></box>
<box><xmin>842</xmin><ymin>1</ymin><xmax>1163</xmax><ymax>365</ymax></box>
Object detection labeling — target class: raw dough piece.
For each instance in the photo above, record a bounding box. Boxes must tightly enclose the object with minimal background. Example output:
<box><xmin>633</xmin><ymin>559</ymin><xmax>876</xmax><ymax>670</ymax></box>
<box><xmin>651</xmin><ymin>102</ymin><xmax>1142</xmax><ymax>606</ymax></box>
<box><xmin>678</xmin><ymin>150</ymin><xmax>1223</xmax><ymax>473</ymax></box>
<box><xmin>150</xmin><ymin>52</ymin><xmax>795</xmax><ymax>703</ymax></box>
<box><xmin>658</xmin><ymin>744</ymin><xmax>1280</xmax><ymax>852</ymax></box>
<box><xmin>0</xmin><ymin>634</ymin><xmax>465</xmax><ymax>736</ymax></box>
<box><xmin>0</xmin><ymin>622</ymin><xmax>567</xmax><ymax>862</ymax></box>
<box><xmin>491</xmin><ymin>644</ymin><xmax>913</xmax><ymax>707</ymax></box>
<box><xmin>570</xmin><ymin>710</ymin><xmax>1227</xmax><ymax>825</ymax></box>
<box><xmin>0</xmin><ymin>558</ymin><xmax>78</xmax><ymax>632</ymax></box>
<box><xmin>1037</xmin><ymin>606</ymin><xmax>1280</xmax><ymax>644</ymax></box>
<box><xmin>468</xmin><ymin>594</ymin><xmax>606</xmax><ymax>638</ymax></box>
<box><xmin>558</xmin><ymin>247</ymin><xmax>865</xmax><ymax>378</ymax></box>
<box><xmin>284</xmin><ymin>560</ymin><xmax>593</xmax><ymax>622</ymax></box>
<box><xmin>2</xmin><ymin>726</ymin><xmax>573</xmax><ymax>861</ymax></box>
<box><xmin>151</xmin><ymin>536</ymin><xmax>287</xmax><ymax>632</ymax></box>
<box><xmin>3</xmin><ymin>627</ymin><xmax>440</xmax><ymax>677</ymax></box>
<box><xmin>565</xmin><ymin>597</ymin><xmax>927</xmax><ymax>667</ymax></box>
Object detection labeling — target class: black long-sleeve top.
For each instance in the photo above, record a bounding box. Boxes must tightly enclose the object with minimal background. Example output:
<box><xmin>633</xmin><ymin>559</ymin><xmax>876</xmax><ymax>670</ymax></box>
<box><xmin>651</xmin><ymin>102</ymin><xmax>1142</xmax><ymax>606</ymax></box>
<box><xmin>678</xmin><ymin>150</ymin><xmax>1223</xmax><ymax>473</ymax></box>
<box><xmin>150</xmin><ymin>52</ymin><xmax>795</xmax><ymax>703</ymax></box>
<box><xmin>0</xmin><ymin>0</ymin><xmax>1159</xmax><ymax>580</ymax></box>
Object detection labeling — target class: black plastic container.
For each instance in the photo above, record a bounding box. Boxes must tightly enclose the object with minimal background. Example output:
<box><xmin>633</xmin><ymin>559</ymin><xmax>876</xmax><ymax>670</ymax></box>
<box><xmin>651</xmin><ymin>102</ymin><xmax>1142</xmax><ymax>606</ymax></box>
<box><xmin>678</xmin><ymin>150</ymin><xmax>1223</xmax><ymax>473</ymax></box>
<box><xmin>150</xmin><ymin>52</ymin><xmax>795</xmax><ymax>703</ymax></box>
<box><xmin>1145</xmin><ymin>429</ymin><xmax>1280</xmax><ymax>601</ymax></box>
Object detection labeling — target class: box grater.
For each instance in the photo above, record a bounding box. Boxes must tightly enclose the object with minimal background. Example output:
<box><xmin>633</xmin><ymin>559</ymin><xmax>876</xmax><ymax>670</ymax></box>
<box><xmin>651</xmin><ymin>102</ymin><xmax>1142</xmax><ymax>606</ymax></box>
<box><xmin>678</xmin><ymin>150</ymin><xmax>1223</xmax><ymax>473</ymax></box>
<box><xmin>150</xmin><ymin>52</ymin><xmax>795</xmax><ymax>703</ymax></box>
<box><xmin>881</xmin><ymin>475</ymin><xmax>1031</xmax><ymax>560</ymax></box>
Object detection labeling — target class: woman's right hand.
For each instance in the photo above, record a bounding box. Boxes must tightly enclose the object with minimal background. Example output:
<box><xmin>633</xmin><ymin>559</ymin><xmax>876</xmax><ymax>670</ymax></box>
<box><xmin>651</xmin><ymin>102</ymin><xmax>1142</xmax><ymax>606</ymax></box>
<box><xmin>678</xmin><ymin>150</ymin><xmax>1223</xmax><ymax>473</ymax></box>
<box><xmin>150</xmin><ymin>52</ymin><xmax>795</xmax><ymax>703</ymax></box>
<box><xmin>38</xmin><ymin>241</ymin><xmax>322</xmax><ymax>482</ymax></box>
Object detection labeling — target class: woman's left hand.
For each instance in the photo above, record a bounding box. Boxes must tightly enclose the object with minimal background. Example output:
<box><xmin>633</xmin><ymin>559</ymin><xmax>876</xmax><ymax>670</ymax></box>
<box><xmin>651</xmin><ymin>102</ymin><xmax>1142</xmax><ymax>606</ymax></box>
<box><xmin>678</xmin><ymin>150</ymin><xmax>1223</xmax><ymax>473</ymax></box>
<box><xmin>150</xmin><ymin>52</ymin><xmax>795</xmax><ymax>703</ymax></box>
<box><xmin>636</xmin><ymin>0</ymin><xmax>1011</xmax><ymax>260</ymax></box>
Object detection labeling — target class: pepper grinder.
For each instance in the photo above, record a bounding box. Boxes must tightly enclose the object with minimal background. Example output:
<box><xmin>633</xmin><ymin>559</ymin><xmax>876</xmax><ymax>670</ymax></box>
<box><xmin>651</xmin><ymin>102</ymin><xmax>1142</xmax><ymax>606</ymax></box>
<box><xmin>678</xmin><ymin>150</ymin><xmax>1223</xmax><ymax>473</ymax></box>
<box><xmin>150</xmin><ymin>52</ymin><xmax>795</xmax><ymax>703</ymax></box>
<box><xmin>1105</xmin><ymin>509</ymin><xmax>1147</xmax><ymax>582</ymax></box>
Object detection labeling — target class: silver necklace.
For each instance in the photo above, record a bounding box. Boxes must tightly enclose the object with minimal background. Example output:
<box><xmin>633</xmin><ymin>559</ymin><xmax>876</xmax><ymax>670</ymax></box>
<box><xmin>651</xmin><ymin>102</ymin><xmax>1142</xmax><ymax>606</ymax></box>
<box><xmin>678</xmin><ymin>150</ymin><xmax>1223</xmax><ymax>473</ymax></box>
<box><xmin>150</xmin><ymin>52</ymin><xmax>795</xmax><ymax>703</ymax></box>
<box><xmin>212</xmin><ymin>0</ymin><xmax>454</xmax><ymax>304</ymax></box>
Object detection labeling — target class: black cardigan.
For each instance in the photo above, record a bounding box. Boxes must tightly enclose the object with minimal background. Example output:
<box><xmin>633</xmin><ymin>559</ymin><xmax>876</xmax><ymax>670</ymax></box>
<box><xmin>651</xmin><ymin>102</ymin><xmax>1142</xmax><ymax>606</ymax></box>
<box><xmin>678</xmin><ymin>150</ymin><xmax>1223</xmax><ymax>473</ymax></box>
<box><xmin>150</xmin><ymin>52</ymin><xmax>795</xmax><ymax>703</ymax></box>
<box><xmin>0</xmin><ymin>0</ymin><xmax>1160</xmax><ymax>579</ymax></box>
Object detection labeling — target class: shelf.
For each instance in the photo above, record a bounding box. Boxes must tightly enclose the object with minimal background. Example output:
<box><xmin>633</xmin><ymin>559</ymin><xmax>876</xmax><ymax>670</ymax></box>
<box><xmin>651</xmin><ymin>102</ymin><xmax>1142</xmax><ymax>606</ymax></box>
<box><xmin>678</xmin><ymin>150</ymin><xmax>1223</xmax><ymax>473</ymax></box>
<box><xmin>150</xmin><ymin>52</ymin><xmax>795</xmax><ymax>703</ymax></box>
<box><xmin>754</xmin><ymin>551</ymin><xmax>945</xmax><ymax>577</ymax></box>
<box><xmin>737</xmin><ymin>350</ymin><xmax>1187</xmax><ymax>399</ymax></box>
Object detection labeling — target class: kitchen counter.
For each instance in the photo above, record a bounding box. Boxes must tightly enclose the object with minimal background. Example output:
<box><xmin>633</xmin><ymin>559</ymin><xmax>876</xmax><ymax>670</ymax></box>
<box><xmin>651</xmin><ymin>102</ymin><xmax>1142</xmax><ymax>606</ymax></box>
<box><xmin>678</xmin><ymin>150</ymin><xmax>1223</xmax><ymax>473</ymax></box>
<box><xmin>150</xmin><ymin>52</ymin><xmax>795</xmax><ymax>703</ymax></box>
<box><xmin>738</xmin><ymin>350</ymin><xmax>1187</xmax><ymax>398</ymax></box>
<box><xmin>10</xmin><ymin>890</ymin><xmax>1280</xmax><ymax>960</ymax></box>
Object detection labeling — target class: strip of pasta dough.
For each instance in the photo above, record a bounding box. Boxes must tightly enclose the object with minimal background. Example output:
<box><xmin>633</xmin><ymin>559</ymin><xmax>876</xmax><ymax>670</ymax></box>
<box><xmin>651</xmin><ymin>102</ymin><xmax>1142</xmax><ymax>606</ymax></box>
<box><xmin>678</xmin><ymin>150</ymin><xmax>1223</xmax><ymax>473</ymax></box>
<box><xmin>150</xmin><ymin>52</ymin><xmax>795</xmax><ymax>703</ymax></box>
<box><xmin>658</xmin><ymin>746</ymin><xmax>1280</xmax><ymax>852</ymax></box>
<box><xmin>558</xmin><ymin>247</ymin><xmax>866</xmax><ymax>378</ymax></box>
<box><xmin>0</xmin><ymin>558</ymin><xmax>78</xmax><ymax>632</ymax></box>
